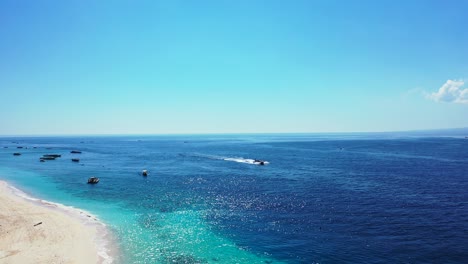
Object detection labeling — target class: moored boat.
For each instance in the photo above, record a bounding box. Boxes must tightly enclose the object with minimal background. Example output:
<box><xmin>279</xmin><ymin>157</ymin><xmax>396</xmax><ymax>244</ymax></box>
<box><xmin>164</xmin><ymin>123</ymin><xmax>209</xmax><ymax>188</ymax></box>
<box><xmin>43</xmin><ymin>154</ymin><xmax>61</xmax><ymax>158</ymax></box>
<box><xmin>40</xmin><ymin>157</ymin><xmax>56</xmax><ymax>160</ymax></box>
<box><xmin>87</xmin><ymin>177</ymin><xmax>99</xmax><ymax>184</ymax></box>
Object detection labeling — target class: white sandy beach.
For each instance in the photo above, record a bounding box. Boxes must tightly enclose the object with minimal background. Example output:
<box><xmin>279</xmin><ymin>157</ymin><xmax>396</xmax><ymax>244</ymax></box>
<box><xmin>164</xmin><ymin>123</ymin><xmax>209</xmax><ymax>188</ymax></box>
<box><xmin>0</xmin><ymin>181</ymin><xmax>104</xmax><ymax>264</ymax></box>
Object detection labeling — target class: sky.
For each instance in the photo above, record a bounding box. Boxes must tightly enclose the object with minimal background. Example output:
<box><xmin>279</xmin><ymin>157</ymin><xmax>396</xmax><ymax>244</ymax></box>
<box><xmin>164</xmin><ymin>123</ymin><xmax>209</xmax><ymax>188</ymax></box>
<box><xmin>0</xmin><ymin>0</ymin><xmax>467</xmax><ymax>135</ymax></box>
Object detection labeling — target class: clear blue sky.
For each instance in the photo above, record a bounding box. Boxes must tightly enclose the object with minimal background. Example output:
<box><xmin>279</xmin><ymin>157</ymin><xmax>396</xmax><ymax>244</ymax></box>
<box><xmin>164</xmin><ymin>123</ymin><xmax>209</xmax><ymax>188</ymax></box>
<box><xmin>1</xmin><ymin>0</ymin><xmax>467</xmax><ymax>135</ymax></box>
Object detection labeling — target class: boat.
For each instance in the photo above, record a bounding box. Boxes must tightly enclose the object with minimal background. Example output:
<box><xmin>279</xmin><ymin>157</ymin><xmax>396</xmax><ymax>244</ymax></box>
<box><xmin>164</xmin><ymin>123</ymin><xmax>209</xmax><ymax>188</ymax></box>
<box><xmin>70</xmin><ymin>150</ymin><xmax>82</xmax><ymax>154</ymax></box>
<box><xmin>43</xmin><ymin>154</ymin><xmax>61</xmax><ymax>158</ymax></box>
<box><xmin>142</xmin><ymin>170</ymin><xmax>148</xmax><ymax>176</ymax></box>
<box><xmin>87</xmin><ymin>177</ymin><xmax>99</xmax><ymax>184</ymax></box>
<box><xmin>72</xmin><ymin>158</ymin><xmax>80</xmax><ymax>162</ymax></box>
<box><xmin>40</xmin><ymin>157</ymin><xmax>56</xmax><ymax>160</ymax></box>
<box><xmin>253</xmin><ymin>159</ymin><xmax>265</xmax><ymax>165</ymax></box>
<box><xmin>13</xmin><ymin>153</ymin><xmax>21</xmax><ymax>156</ymax></box>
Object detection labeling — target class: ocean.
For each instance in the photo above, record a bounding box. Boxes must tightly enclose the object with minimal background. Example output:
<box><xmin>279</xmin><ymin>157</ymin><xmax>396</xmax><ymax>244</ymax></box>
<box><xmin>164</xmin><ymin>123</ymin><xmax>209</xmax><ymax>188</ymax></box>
<box><xmin>0</xmin><ymin>134</ymin><xmax>467</xmax><ymax>263</ymax></box>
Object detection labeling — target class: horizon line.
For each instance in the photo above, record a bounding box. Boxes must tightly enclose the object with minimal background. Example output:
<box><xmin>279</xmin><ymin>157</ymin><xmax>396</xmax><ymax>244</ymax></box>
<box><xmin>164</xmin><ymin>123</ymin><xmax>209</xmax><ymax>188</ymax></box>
<box><xmin>0</xmin><ymin>127</ymin><xmax>467</xmax><ymax>137</ymax></box>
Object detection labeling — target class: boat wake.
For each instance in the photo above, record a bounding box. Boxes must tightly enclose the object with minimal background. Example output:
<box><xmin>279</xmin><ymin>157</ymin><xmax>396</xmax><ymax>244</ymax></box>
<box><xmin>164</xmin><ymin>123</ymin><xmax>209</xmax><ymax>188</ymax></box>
<box><xmin>223</xmin><ymin>157</ymin><xmax>269</xmax><ymax>165</ymax></box>
<box><xmin>187</xmin><ymin>153</ymin><xmax>269</xmax><ymax>165</ymax></box>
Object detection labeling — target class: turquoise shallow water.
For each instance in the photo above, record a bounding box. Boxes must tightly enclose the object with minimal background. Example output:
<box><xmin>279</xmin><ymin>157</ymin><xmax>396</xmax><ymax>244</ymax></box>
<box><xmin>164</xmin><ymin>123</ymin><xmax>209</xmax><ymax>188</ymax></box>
<box><xmin>0</xmin><ymin>167</ymin><xmax>278</xmax><ymax>264</ymax></box>
<box><xmin>0</xmin><ymin>136</ymin><xmax>285</xmax><ymax>263</ymax></box>
<box><xmin>1</xmin><ymin>134</ymin><xmax>468</xmax><ymax>263</ymax></box>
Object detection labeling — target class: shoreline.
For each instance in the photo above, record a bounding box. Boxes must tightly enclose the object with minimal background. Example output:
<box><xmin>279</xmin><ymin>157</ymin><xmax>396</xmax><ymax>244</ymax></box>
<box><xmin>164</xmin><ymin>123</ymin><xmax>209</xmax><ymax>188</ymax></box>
<box><xmin>0</xmin><ymin>180</ymin><xmax>115</xmax><ymax>264</ymax></box>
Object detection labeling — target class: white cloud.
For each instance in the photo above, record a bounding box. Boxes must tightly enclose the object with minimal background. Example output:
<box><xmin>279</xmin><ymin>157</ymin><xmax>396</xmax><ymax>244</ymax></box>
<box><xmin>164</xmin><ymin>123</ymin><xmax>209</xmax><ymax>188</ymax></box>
<box><xmin>428</xmin><ymin>79</ymin><xmax>468</xmax><ymax>104</ymax></box>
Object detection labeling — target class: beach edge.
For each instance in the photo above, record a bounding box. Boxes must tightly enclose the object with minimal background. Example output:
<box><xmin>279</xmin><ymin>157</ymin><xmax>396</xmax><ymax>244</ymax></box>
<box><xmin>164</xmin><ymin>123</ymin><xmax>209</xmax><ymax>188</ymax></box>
<box><xmin>0</xmin><ymin>180</ymin><xmax>116</xmax><ymax>264</ymax></box>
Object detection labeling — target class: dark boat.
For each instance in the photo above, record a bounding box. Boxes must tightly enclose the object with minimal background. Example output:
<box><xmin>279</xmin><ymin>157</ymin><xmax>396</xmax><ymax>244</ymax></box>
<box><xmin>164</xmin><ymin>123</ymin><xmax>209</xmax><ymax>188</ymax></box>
<box><xmin>254</xmin><ymin>159</ymin><xmax>265</xmax><ymax>165</ymax></box>
<box><xmin>17</xmin><ymin>146</ymin><xmax>23</xmax><ymax>149</ymax></box>
<box><xmin>43</xmin><ymin>154</ymin><xmax>61</xmax><ymax>158</ymax></box>
<box><xmin>87</xmin><ymin>177</ymin><xmax>99</xmax><ymax>184</ymax></box>
<box><xmin>72</xmin><ymin>158</ymin><xmax>80</xmax><ymax>162</ymax></box>
<box><xmin>142</xmin><ymin>170</ymin><xmax>148</xmax><ymax>176</ymax></box>
<box><xmin>13</xmin><ymin>153</ymin><xmax>21</xmax><ymax>156</ymax></box>
<box><xmin>70</xmin><ymin>150</ymin><xmax>82</xmax><ymax>154</ymax></box>
<box><xmin>40</xmin><ymin>157</ymin><xmax>56</xmax><ymax>160</ymax></box>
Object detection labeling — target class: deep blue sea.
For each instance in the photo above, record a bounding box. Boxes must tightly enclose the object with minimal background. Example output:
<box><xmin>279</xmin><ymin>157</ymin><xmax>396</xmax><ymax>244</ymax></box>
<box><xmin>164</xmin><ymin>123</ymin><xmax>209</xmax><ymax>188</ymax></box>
<box><xmin>0</xmin><ymin>134</ymin><xmax>467</xmax><ymax>263</ymax></box>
